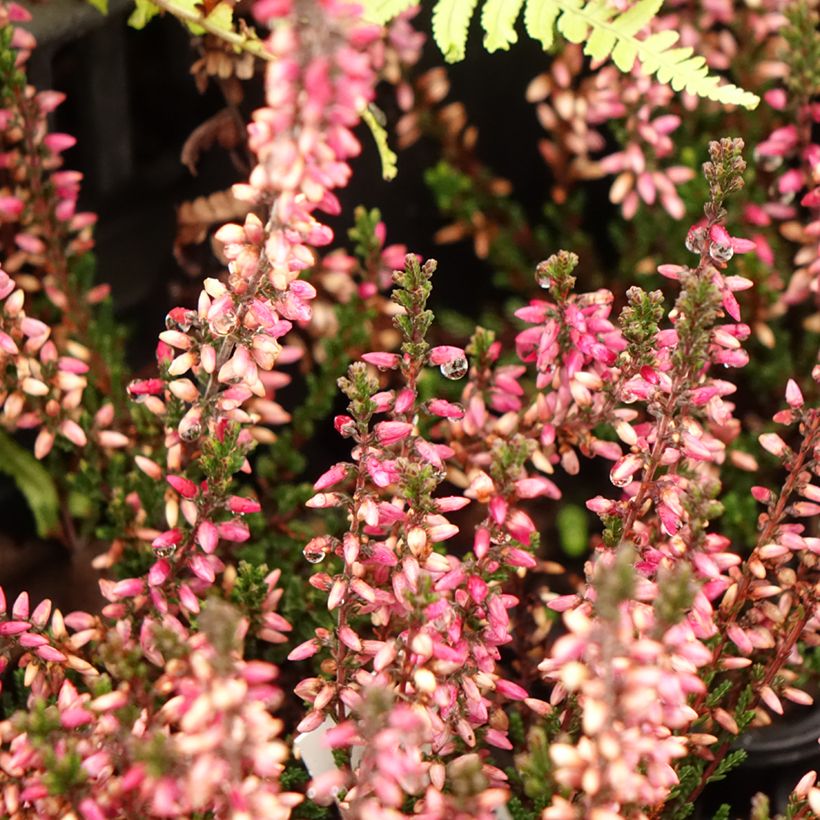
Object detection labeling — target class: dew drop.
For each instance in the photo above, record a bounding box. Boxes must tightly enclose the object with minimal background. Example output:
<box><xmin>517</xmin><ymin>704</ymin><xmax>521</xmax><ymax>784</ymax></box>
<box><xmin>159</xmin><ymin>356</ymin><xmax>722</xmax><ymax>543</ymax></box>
<box><xmin>610</xmin><ymin>474</ymin><xmax>630</xmax><ymax>488</ymax></box>
<box><xmin>303</xmin><ymin>544</ymin><xmax>327</xmax><ymax>564</ymax></box>
<box><xmin>709</xmin><ymin>241</ymin><xmax>734</xmax><ymax>263</ymax></box>
<box><xmin>166</xmin><ymin>310</ymin><xmax>195</xmax><ymax>332</ymax></box>
<box><xmin>154</xmin><ymin>545</ymin><xmax>176</xmax><ymax>559</ymax></box>
<box><xmin>211</xmin><ymin>308</ymin><xmax>238</xmax><ymax>336</ymax></box>
<box><xmin>535</xmin><ymin>269</ymin><xmax>551</xmax><ymax>289</ymax></box>
<box><xmin>685</xmin><ymin>227</ymin><xmax>706</xmax><ymax>254</ymax></box>
<box><xmin>440</xmin><ymin>356</ymin><xmax>468</xmax><ymax>380</ymax></box>
<box><xmin>180</xmin><ymin>423</ymin><xmax>202</xmax><ymax>443</ymax></box>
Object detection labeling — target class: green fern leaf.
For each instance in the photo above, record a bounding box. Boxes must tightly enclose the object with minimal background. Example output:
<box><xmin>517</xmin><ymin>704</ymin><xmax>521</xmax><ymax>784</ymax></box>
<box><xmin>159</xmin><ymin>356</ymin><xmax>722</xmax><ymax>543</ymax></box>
<box><xmin>611</xmin><ymin>38</ymin><xmax>637</xmax><ymax>71</ymax></box>
<box><xmin>524</xmin><ymin>0</ymin><xmax>560</xmax><ymax>49</ymax></box>
<box><xmin>378</xmin><ymin>0</ymin><xmax>760</xmax><ymax>109</ymax></box>
<box><xmin>361</xmin><ymin>0</ymin><xmax>416</xmax><ymax>25</ymax></box>
<box><xmin>615</xmin><ymin>0</ymin><xmax>662</xmax><ymax>37</ymax></box>
<box><xmin>481</xmin><ymin>0</ymin><xmax>525</xmax><ymax>52</ymax></box>
<box><xmin>433</xmin><ymin>0</ymin><xmax>480</xmax><ymax>62</ymax></box>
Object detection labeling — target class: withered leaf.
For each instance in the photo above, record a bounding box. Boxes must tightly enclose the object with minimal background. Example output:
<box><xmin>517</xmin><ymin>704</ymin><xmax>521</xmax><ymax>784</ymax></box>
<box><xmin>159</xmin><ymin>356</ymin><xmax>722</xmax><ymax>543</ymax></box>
<box><xmin>180</xmin><ymin>108</ymin><xmax>243</xmax><ymax>175</ymax></box>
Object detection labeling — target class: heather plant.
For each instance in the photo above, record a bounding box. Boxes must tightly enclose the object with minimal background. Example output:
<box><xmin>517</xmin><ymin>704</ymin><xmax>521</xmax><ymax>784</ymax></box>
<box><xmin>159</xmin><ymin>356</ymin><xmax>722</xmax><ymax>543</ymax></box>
<box><xmin>0</xmin><ymin>0</ymin><xmax>819</xmax><ymax>819</ymax></box>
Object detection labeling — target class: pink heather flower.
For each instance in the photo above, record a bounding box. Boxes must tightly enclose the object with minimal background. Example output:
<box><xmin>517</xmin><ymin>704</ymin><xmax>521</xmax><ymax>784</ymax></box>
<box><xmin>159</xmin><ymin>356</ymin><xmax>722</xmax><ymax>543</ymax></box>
<box><xmin>167</xmin><ymin>475</ymin><xmax>198</xmax><ymax>499</ymax></box>
<box><xmin>426</xmin><ymin>398</ymin><xmax>464</xmax><ymax>418</ymax></box>
<box><xmin>152</xmin><ymin>529</ymin><xmax>183</xmax><ymax>550</ymax></box>
<box><xmin>313</xmin><ymin>462</ymin><xmax>350</xmax><ymax>491</ymax></box>
<box><xmin>228</xmin><ymin>496</ymin><xmax>262</xmax><ymax>514</ymax></box>
<box><xmin>361</xmin><ymin>352</ymin><xmax>400</xmax><ymax>369</ymax></box>
<box><xmin>428</xmin><ymin>345</ymin><xmax>466</xmax><ymax>365</ymax></box>
<box><xmin>785</xmin><ymin>379</ymin><xmax>804</xmax><ymax>408</ymax></box>
<box><xmin>374</xmin><ymin>421</ymin><xmax>414</xmax><ymax>445</ymax></box>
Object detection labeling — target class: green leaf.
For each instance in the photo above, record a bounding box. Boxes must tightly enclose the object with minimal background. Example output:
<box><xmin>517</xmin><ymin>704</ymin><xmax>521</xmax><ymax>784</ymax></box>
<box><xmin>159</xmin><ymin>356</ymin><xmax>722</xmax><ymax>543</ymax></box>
<box><xmin>128</xmin><ymin>0</ymin><xmax>160</xmax><ymax>29</ymax></box>
<box><xmin>85</xmin><ymin>0</ymin><xmax>108</xmax><ymax>13</ymax></box>
<box><xmin>0</xmin><ymin>430</ymin><xmax>60</xmax><ymax>538</ymax></box>
<box><xmin>432</xmin><ymin>0</ymin><xmax>480</xmax><ymax>62</ymax></box>
<box><xmin>361</xmin><ymin>105</ymin><xmax>398</xmax><ymax>181</ymax></box>
<box><xmin>203</xmin><ymin>2</ymin><xmax>234</xmax><ymax>35</ymax></box>
<box><xmin>481</xmin><ymin>0</ymin><xmax>525</xmax><ymax>51</ymax></box>
<box><xmin>524</xmin><ymin>0</ymin><xmax>559</xmax><ymax>49</ymax></box>
<box><xmin>556</xmin><ymin>504</ymin><xmax>589</xmax><ymax>557</ymax></box>
<box><xmin>361</xmin><ymin>0</ymin><xmax>416</xmax><ymax>24</ymax></box>
<box><xmin>615</xmin><ymin>0</ymin><xmax>662</xmax><ymax>36</ymax></box>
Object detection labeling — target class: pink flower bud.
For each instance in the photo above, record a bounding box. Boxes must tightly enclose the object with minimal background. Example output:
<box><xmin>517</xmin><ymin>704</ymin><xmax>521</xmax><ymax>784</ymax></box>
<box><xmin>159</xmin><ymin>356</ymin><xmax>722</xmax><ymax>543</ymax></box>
<box><xmin>313</xmin><ymin>462</ymin><xmax>349</xmax><ymax>491</ymax></box>
<box><xmin>785</xmin><ymin>379</ymin><xmax>804</xmax><ymax>408</ymax></box>
<box><xmin>474</xmin><ymin>527</ymin><xmax>490</xmax><ymax>559</ymax></box>
<box><xmin>229</xmin><ymin>495</ymin><xmax>261</xmax><ymax>514</ymax></box>
<box><xmin>218</xmin><ymin>519</ymin><xmax>250</xmax><ymax>541</ymax></box>
<box><xmin>361</xmin><ymin>351</ymin><xmax>400</xmax><ymax>369</ymax></box>
<box><xmin>152</xmin><ymin>529</ymin><xmax>182</xmax><ymax>550</ymax></box>
<box><xmin>759</xmin><ymin>433</ymin><xmax>788</xmax><ymax>457</ymax></box>
<box><xmin>427</xmin><ymin>398</ymin><xmax>464</xmax><ymax>418</ymax></box>
<box><xmin>610</xmin><ymin>453</ymin><xmax>643</xmax><ymax>487</ymax></box>
<box><xmin>167</xmin><ymin>475</ymin><xmax>198</xmax><ymax>499</ymax></box>
<box><xmin>496</xmin><ymin>679</ymin><xmax>528</xmax><ymax>701</ymax></box>
<box><xmin>333</xmin><ymin>415</ymin><xmax>355</xmax><ymax>436</ymax></box>
<box><xmin>506</xmin><ymin>548</ymin><xmax>536</xmax><ymax>568</ymax></box>
<box><xmin>515</xmin><ymin>476</ymin><xmax>561</xmax><ymax>500</ymax></box>
<box><xmin>59</xmin><ymin>419</ymin><xmax>87</xmax><ymax>447</ymax></box>
<box><xmin>374</xmin><ymin>420</ymin><xmax>413</xmax><ymax>445</ymax></box>
<box><xmin>36</xmin><ymin>644</ymin><xmax>67</xmax><ymax>663</ymax></box>
<box><xmin>428</xmin><ymin>345</ymin><xmax>466</xmax><ymax>365</ymax></box>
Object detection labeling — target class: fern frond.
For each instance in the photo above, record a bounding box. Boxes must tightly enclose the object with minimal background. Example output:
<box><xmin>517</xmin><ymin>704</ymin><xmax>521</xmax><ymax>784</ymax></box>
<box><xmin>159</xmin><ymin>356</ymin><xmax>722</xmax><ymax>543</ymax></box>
<box><xmin>481</xmin><ymin>0</ymin><xmax>526</xmax><ymax>51</ymax></box>
<box><xmin>362</xmin><ymin>0</ymin><xmax>759</xmax><ymax>109</ymax></box>
<box><xmin>432</xmin><ymin>0</ymin><xmax>480</xmax><ymax>62</ymax></box>
<box><xmin>362</xmin><ymin>0</ymin><xmax>416</xmax><ymax>25</ymax></box>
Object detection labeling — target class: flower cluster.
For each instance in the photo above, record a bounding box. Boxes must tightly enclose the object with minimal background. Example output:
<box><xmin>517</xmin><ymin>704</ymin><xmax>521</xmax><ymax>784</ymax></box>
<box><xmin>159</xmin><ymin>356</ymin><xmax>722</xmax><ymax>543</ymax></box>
<box><xmin>291</xmin><ymin>256</ymin><xmax>543</xmax><ymax>815</ymax></box>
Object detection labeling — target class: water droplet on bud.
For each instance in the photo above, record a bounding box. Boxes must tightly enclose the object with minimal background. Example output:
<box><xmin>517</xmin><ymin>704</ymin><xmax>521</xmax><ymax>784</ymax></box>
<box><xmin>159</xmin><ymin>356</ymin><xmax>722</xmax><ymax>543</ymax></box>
<box><xmin>154</xmin><ymin>545</ymin><xmax>176</xmax><ymax>558</ymax></box>
<box><xmin>166</xmin><ymin>310</ymin><xmax>195</xmax><ymax>332</ymax></box>
<box><xmin>180</xmin><ymin>423</ymin><xmax>202</xmax><ymax>442</ymax></box>
<box><xmin>535</xmin><ymin>269</ymin><xmax>551</xmax><ymax>289</ymax></box>
<box><xmin>709</xmin><ymin>241</ymin><xmax>734</xmax><ymax>262</ymax></box>
<box><xmin>440</xmin><ymin>357</ymin><xmax>468</xmax><ymax>380</ymax></box>
<box><xmin>211</xmin><ymin>308</ymin><xmax>238</xmax><ymax>336</ymax></box>
<box><xmin>685</xmin><ymin>227</ymin><xmax>706</xmax><ymax>254</ymax></box>
<box><xmin>303</xmin><ymin>544</ymin><xmax>326</xmax><ymax>564</ymax></box>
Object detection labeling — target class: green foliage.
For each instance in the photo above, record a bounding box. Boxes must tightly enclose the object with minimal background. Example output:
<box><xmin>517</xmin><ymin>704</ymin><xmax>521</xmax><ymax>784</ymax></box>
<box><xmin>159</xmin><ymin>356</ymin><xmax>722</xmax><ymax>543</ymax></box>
<box><xmin>361</xmin><ymin>105</ymin><xmax>398</xmax><ymax>181</ymax></box>
<box><xmin>706</xmin><ymin>749</ymin><xmax>747</xmax><ymax>784</ymax></box>
<box><xmin>516</xmin><ymin>720</ymin><xmax>560</xmax><ymax>807</ymax></box>
<box><xmin>481</xmin><ymin>0</ymin><xmax>526</xmax><ymax>51</ymax></box>
<box><xmin>712</xmin><ymin>805</ymin><xmax>731</xmax><ymax>820</ymax></box>
<box><xmin>282</xmin><ymin>759</ymin><xmax>334</xmax><ymax>818</ymax></box>
<box><xmin>750</xmin><ymin>793</ymin><xmax>772</xmax><ymax>820</ymax></box>
<box><xmin>0</xmin><ymin>429</ymin><xmax>60</xmax><ymax>537</ymax></box>
<box><xmin>593</xmin><ymin>543</ymin><xmax>636</xmax><ymax>619</ymax></box>
<box><xmin>782</xmin><ymin>1</ymin><xmax>820</xmax><ymax>101</ymax></box>
<box><xmin>432</xmin><ymin>0</ymin><xmax>480</xmax><ymax>62</ymax></box>
<box><xmin>555</xmin><ymin>503</ymin><xmax>588</xmax><ymax>557</ymax></box>
<box><xmin>128</xmin><ymin>0</ymin><xmax>270</xmax><ymax>60</ymax></box>
<box><xmin>653</xmin><ymin>562</ymin><xmax>695</xmax><ymax>629</ymax></box>
<box><xmin>364</xmin><ymin>0</ymin><xmax>758</xmax><ymax>108</ymax></box>
<box><xmin>619</xmin><ymin>287</ymin><xmax>665</xmax><ymax>370</ymax></box>
<box><xmin>129</xmin><ymin>0</ymin><xmax>161</xmax><ymax>28</ymax></box>
<box><xmin>44</xmin><ymin>749</ymin><xmax>87</xmax><ymax>795</ymax></box>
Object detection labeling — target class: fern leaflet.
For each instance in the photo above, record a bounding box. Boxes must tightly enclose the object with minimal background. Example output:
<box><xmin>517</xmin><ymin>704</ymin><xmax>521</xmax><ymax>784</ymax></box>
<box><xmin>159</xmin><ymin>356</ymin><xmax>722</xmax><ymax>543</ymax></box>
<box><xmin>362</xmin><ymin>0</ymin><xmax>759</xmax><ymax>109</ymax></box>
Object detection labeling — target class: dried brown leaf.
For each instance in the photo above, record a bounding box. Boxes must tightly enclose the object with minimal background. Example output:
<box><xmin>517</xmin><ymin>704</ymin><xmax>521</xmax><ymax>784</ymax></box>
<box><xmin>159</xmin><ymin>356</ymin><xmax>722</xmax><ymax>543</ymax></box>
<box><xmin>180</xmin><ymin>108</ymin><xmax>243</xmax><ymax>176</ymax></box>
